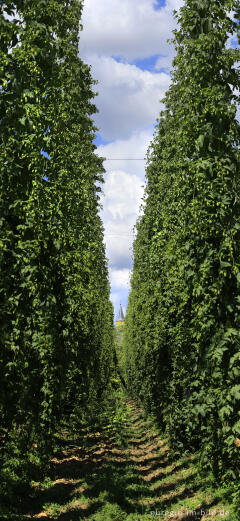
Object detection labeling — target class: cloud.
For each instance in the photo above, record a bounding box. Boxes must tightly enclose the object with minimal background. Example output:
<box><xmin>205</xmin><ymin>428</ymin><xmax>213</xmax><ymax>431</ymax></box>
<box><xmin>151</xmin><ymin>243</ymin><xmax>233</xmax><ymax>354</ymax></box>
<box><xmin>103</xmin><ymin>212</ymin><xmax>135</xmax><ymax>270</ymax></box>
<box><xmin>80</xmin><ymin>0</ymin><xmax>184</xmax><ymax>61</ymax></box>
<box><xmin>155</xmin><ymin>51</ymin><xmax>175</xmax><ymax>71</ymax></box>
<box><xmin>98</xmin><ymin>129</ymin><xmax>152</xmax><ymax>178</ymax></box>
<box><xmin>102</xmin><ymin>170</ymin><xmax>143</xmax><ymax>220</ymax></box>
<box><xmin>98</xmin><ymin>130</ymin><xmax>151</xmax><ymax>271</ymax></box>
<box><xmin>110</xmin><ymin>268</ymin><xmax>131</xmax><ymax>290</ymax></box>
<box><xmin>101</xmin><ymin>168</ymin><xmax>144</xmax><ymax>270</ymax></box>
<box><xmin>89</xmin><ymin>55</ymin><xmax>170</xmax><ymax>141</ymax></box>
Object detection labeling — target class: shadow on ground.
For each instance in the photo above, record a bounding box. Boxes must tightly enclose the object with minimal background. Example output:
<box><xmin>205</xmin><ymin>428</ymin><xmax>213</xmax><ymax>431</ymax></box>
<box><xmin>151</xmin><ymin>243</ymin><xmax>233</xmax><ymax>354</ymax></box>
<box><xmin>16</xmin><ymin>402</ymin><xmax>231</xmax><ymax>521</ymax></box>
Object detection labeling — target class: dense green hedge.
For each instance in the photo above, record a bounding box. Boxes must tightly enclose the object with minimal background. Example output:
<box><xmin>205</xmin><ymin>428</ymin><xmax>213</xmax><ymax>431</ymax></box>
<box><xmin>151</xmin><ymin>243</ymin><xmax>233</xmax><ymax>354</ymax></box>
<box><xmin>0</xmin><ymin>0</ymin><xmax>114</xmax><ymax>507</ymax></box>
<box><xmin>123</xmin><ymin>0</ymin><xmax>240</xmax><ymax>480</ymax></box>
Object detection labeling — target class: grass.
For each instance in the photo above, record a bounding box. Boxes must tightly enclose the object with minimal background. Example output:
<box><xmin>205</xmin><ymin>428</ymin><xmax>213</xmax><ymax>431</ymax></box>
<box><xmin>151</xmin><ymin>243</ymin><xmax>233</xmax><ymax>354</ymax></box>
<box><xmin>10</xmin><ymin>398</ymin><xmax>238</xmax><ymax>521</ymax></box>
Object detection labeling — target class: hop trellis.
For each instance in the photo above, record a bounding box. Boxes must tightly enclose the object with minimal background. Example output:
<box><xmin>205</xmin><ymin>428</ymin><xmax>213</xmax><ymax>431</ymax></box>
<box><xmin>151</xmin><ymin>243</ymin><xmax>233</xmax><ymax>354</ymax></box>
<box><xmin>122</xmin><ymin>0</ymin><xmax>240</xmax><ymax>481</ymax></box>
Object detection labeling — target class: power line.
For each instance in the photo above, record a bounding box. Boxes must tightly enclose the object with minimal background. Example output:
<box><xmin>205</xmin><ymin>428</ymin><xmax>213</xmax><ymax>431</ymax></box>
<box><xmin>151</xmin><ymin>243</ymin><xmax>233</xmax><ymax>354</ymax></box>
<box><xmin>105</xmin><ymin>234</ymin><xmax>135</xmax><ymax>238</ymax></box>
<box><xmin>104</xmin><ymin>158</ymin><xmax>146</xmax><ymax>161</ymax></box>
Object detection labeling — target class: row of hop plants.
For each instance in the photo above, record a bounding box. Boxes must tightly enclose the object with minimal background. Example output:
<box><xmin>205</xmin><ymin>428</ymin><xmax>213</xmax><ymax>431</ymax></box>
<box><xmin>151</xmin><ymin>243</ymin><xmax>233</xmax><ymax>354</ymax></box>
<box><xmin>123</xmin><ymin>0</ymin><xmax>240</xmax><ymax>482</ymax></box>
<box><xmin>0</xmin><ymin>0</ymin><xmax>115</xmax><ymax>511</ymax></box>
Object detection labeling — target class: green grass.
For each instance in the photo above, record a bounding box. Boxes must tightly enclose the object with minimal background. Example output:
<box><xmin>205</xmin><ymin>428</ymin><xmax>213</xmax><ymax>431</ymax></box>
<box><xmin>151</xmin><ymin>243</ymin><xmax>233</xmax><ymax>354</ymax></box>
<box><xmin>7</xmin><ymin>395</ymin><xmax>239</xmax><ymax>521</ymax></box>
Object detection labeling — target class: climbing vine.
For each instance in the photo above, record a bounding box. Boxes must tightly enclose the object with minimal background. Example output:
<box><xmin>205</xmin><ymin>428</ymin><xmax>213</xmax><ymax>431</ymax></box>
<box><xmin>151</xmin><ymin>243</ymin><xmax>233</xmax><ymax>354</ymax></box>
<box><xmin>0</xmin><ymin>0</ymin><xmax>114</xmax><ymax>509</ymax></box>
<box><xmin>123</xmin><ymin>0</ymin><xmax>240</xmax><ymax>480</ymax></box>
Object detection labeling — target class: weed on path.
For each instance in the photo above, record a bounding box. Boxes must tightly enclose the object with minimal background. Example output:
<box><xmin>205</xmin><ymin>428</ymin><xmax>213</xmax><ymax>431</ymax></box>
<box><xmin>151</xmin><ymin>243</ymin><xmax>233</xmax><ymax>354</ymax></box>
<box><xmin>19</xmin><ymin>400</ymin><xmax>236</xmax><ymax>521</ymax></box>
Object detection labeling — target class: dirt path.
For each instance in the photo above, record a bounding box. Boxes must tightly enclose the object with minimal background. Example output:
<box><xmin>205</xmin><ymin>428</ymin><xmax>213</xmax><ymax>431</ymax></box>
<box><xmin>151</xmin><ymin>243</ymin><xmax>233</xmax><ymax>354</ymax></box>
<box><xmin>22</xmin><ymin>400</ymin><xmax>232</xmax><ymax>521</ymax></box>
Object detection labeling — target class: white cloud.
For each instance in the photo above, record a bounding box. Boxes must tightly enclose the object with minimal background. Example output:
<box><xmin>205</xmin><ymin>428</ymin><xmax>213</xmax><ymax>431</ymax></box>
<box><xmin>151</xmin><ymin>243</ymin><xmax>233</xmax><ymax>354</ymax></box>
<box><xmin>90</xmin><ymin>55</ymin><xmax>170</xmax><ymax>140</ymax></box>
<box><xmin>155</xmin><ymin>51</ymin><xmax>175</xmax><ymax>71</ymax></box>
<box><xmin>110</xmin><ymin>268</ymin><xmax>131</xmax><ymax>290</ymax></box>
<box><xmin>101</xmin><ymin>168</ymin><xmax>144</xmax><ymax>269</ymax></box>
<box><xmin>98</xmin><ymin>129</ymin><xmax>152</xmax><ymax>178</ymax></box>
<box><xmin>80</xmin><ymin>0</ymin><xmax>184</xmax><ymax>61</ymax></box>
<box><xmin>98</xmin><ymin>131</ymin><xmax>150</xmax><ymax>270</ymax></box>
<box><xmin>102</xmin><ymin>170</ymin><xmax>143</xmax><ymax>220</ymax></box>
<box><xmin>103</xmin><ymin>211</ymin><xmax>136</xmax><ymax>269</ymax></box>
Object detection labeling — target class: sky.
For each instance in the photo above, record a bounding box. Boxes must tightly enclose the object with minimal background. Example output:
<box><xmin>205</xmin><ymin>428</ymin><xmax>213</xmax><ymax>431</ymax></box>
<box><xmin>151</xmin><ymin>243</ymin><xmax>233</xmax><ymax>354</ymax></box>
<box><xmin>78</xmin><ymin>0</ymin><xmax>184</xmax><ymax>321</ymax></box>
<box><xmin>3</xmin><ymin>2</ymin><xmax>238</xmax><ymax>323</ymax></box>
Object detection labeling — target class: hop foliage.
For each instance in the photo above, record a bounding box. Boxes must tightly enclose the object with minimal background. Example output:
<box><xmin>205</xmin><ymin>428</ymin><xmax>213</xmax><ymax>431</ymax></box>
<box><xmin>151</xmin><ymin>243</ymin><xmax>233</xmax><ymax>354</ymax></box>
<box><xmin>0</xmin><ymin>0</ymin><xmax>114</xmax><ymax>506</ymax></box>
<box><xmin>123</xmin><ymin>0</ymin><xmax>240</xmax><ymax>480</ymax></box>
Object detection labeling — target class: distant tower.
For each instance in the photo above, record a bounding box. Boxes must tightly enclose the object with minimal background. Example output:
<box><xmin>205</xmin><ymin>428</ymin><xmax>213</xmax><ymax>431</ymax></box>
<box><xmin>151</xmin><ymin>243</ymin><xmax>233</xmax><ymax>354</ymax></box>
<box><xmin>116</xmin><ymin>304</ymin><xmax>125</xmax><ymax>326</ymax></box>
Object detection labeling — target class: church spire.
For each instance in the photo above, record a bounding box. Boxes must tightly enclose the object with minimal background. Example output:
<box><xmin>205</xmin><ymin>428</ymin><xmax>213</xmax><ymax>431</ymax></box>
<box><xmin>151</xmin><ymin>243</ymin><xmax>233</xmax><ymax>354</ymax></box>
<box><xmin>116</xmin><ymin>303</ymin><xmax>125</xmax><ymax>326</ymax></box>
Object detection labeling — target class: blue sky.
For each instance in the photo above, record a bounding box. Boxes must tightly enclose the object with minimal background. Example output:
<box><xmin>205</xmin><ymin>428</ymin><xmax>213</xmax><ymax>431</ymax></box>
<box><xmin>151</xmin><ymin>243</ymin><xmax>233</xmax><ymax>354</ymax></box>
<box><xmin>154</xmin><ymin>0</ymin><xmax>167</xmax><ymax>9</ymax></box>
<box><xmin>79</xmin><ymin>0</ymin><xmax>184</xmax><ymax>321</ymax></box>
